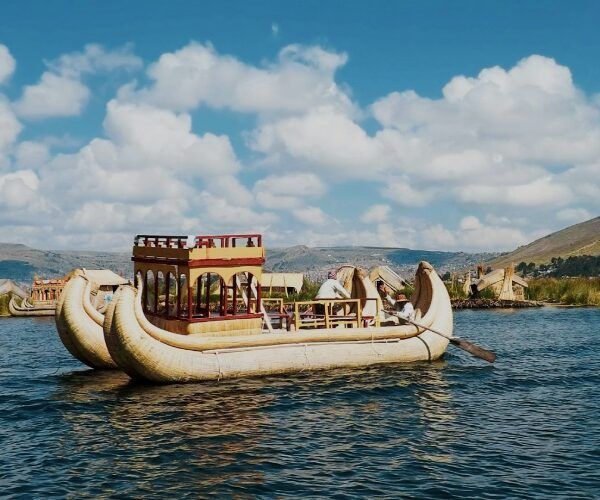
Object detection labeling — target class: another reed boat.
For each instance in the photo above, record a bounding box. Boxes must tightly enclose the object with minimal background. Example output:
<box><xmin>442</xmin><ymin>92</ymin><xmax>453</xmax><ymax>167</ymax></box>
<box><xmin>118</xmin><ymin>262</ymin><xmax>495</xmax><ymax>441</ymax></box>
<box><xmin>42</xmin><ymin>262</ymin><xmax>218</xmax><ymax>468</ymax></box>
<box><xmin>9</xmin><ymin>296</ymin><xmax>56</xmax><ymax>316</ymax></box>
<box><xmin>9</xmin><ymin>275</ymin><xmax>67</xmax><ymax>317</ymax></box>
<box><xmin>97</xmin><ymin>234</ymin><xmax>453</xmax><ymax>383</ymax></box>
<box><xmin>55</xmin><ymin>269</ymin><xmax>128</xmax><ymax>369</ymax></box>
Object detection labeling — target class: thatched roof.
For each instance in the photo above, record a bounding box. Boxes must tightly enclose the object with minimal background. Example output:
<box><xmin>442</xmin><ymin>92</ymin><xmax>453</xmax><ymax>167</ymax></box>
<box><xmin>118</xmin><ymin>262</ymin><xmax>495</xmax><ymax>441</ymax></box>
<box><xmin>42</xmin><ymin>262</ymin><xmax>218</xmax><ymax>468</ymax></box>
<box><xmin>68</xmin><ymin>269</ymin><xmax>128</xmax><ymax>287</ymax></box>
<box><xmin>369</xmin><ymin>265</ymin><xmax>407</xmax><ymax>291</ymax></box>
<box><xmin>260</xmin><ymin>273</ymin><xmax>304</xmax><ymax>293</ymax></box>
<box><xmin>476</xmin><ymin>268</ymin><xmax>528</xmax><ymax>290</ymax></box>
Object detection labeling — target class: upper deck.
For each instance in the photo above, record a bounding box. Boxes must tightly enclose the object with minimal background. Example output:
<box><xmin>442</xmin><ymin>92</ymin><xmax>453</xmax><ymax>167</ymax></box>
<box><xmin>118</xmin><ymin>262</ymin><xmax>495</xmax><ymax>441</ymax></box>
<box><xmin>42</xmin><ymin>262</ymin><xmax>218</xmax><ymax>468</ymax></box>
<box><xmin>132</xmin><ymin>234</ymin><xmax>265</xmax><ymax>268</ymax></box>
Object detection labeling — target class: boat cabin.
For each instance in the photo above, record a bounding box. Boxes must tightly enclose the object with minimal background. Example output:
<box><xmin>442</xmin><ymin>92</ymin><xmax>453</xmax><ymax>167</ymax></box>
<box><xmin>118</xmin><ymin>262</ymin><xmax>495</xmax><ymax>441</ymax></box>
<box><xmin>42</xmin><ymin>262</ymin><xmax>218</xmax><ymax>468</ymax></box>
<box><xmin>132</xmin><ymin>234</ymin><xmax>265</xmax><ymax>335</ymax></box>
<box><xmin>31</xmin><ymin>275</ymin><xmax>67</xmax><ymax>306</ymax></box>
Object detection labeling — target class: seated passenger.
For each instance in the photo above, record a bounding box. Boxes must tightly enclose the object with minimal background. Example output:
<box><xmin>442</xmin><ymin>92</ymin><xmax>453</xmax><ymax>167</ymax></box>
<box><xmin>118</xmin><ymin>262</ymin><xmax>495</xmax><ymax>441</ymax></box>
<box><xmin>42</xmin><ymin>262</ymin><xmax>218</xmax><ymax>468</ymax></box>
<box><xmin>314</xmin><ymin>271</ymin><xmax>350</xmax><ymax>315</ymax></box>
<box><xmin>383</xmin><ymin>287</ymin><xmax>415</xmax><ymax>322</ymax></box>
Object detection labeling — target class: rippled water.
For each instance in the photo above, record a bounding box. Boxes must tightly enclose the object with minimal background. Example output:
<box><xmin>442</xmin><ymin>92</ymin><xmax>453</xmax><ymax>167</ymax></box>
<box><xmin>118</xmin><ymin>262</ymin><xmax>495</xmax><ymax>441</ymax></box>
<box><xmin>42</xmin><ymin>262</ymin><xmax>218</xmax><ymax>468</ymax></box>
<box><xmin>1</xmin><ymin>307</ymin><xmax>599</xmax><ymax>498</ymax></box>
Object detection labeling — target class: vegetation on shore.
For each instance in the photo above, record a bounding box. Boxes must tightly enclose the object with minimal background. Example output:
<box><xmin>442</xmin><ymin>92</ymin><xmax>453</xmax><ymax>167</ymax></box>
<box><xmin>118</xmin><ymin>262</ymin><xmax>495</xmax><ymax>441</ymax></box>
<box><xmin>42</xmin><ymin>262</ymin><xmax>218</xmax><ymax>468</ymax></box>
<box><xmin>526</xmin><ymin>277</ymin><xmax>600</xmax><ymax>306</ymax></box>
<box><xmin>0</xmin><ymin>293</ymin><xmax>11</xmax><ymax>316</ymax></box>
<box><xmin>516</xmin><ymin>255</ymin><xmax>600</xmax><ymax>278</ymax></box>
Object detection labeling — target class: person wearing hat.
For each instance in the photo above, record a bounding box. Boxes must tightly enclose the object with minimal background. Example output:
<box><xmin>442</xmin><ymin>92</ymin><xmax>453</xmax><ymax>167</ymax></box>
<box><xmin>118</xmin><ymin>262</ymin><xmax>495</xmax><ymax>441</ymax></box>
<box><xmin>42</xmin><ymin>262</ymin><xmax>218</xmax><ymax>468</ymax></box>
<box><xmin>383</xmin><ymin>287</ymin><xmax>415</xmax><ymax>321</ymax></box>
<box><xmin>314</xmin><ymin>271</ymin><xmax>351</xmax><ymax>315</ymax></box>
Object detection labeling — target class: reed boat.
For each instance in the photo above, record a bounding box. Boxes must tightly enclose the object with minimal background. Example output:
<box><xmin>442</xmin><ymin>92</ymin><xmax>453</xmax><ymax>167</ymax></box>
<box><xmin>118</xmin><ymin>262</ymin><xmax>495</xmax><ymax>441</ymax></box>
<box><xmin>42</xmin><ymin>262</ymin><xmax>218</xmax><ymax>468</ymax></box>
<box><xmin>55</xmin><ymin>269</ymin><xmax>128</xmax><ymax>369</ymax></box>
<box><xmin>102</xmin><ymin>234</ymin><xmax>453</xmax><ymax>383</ymax></box>
<box><xmin>9</xmin><ymin>296</ymin><xmax>55</xmax><ymax>316</ymax></box>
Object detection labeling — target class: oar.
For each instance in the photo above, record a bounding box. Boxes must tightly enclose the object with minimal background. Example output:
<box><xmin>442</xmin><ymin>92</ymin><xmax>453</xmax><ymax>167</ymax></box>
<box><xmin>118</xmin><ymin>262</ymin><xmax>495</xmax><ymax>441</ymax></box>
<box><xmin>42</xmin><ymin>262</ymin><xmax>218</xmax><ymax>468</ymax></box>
<box><xmin>389</xmin><ymin>312</ymin><xmax>496</xmax><ymax>363</ymax></box>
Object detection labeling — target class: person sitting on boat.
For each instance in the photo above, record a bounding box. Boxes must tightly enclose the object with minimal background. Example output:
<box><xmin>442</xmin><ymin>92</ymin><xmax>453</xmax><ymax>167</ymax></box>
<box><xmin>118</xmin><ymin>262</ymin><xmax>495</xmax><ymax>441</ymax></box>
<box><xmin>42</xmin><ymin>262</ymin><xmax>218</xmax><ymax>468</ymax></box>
<box><xmin>383</xmin><ymin>288</ymin><xmax>415</xmax><ymax>322</ymax></box>
<box><xmin>314</xmin><ymin>271</ymin><xmax>351</xmax><ymax>315</ymax></box>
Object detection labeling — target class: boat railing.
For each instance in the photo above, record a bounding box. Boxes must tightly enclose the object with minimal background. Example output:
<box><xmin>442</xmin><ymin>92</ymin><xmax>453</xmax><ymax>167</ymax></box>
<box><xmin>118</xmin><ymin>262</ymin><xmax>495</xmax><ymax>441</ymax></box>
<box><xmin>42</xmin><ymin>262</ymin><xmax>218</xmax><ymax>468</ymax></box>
<box><xmin>293</xmin><ymin>299</ymin><xmax>364</xmax><ymax>330</ymax></box>
<box><xmin>134</xmin><ymin>234</ymin><xmax>262</xmax><ymax>249</ymax></box>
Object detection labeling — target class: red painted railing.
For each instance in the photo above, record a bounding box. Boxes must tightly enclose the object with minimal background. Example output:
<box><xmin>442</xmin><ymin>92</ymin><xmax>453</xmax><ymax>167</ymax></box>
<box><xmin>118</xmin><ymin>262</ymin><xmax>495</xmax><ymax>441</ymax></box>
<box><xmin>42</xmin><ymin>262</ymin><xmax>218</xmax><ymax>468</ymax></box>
<box><xmin>134</xmin><ymin>234</ymin><xmax>262</xmax><ymax>249</ymax></box>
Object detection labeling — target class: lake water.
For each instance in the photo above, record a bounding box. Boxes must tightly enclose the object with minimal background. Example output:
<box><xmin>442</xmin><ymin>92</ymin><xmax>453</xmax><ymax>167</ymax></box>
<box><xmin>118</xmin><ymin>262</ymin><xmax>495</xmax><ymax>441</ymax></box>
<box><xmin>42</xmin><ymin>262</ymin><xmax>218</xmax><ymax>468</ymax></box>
<box><xmin>1</xmin><ymin>307</ymin><xmax>599</xmax><ymax>498</ymax></box>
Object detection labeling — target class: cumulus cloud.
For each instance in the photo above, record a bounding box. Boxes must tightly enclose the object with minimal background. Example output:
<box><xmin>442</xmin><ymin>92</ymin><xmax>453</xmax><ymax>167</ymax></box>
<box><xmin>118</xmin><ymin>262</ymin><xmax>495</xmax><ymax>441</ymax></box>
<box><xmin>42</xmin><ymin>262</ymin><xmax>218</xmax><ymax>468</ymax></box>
<box><xmin>556</xmin><ymin>207</ymin><xmax>592</xmax><ymax>223</ymax></box>
<box><xmin>420</xmin><ymin>216</ymin><xmax>530</xmax><ymax>252</ymax></box>
<box><xmin>14</xmin><ymin>44</ymin><xmax>142</xmax><ymax>119</ymax></box>
<box><xmin>360</xmin><ymin>204</ymin><xmax>390</xmax><ymax>224</ymax></box>
<box><xmin>0</xmin><ymin>98</ymin><xmax>21</xmax><ymax>167</ymax></box>
<box><xmin>122</xmin><ymin>42</ymin><xmax>352</xmax><ymax>115</ymax></box>
<box><xmin>0</xmin><ymin>44</ymin><xmax>16</xmax><ymax>84</ymax></box>
<box><xmin>292</xmin><ymin>206</ymin><xmax>331</xmax><ymax>227</ymax></box>
<box><xmin>2</xmin><ymin>44</ymin><xmax>599</xmax><ymax>252</ymax></box>
<box><xmin>254</xmin><ymin>173</ymin><xmax>325</xmax><ymax>209</ymax></box>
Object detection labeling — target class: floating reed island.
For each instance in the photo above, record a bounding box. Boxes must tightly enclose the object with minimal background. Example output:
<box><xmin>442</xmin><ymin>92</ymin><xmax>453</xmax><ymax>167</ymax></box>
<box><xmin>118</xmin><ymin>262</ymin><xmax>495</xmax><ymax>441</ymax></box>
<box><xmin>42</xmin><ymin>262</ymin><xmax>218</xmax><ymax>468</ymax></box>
<box><xmin>54</xmin><ymin>233</ymin><xmax>473</xmax><ymax>384</ymax></box>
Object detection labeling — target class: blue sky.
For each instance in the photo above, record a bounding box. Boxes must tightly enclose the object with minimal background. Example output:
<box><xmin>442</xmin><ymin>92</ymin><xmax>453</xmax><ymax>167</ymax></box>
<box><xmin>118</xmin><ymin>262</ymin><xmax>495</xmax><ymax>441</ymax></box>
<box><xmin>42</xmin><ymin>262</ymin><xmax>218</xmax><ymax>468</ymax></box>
<box><xmin>0</xmin><ymin>1</ymin><xmax>599</xmax><ymax>251</ymax></box>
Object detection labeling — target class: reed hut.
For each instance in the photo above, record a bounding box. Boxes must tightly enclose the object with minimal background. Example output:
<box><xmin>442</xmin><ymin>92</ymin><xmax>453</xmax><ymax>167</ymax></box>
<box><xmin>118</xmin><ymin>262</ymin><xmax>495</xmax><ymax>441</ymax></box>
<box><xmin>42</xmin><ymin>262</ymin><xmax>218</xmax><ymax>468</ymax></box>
<box><xmin>475</xmin><ymin>265</ymin><xmax>528</xmax><ymax>301</ymax></box>
<box><xmin>260</xmin><ymin>273</ymin><xmax>304</xmax><ymax>296</ymax></box>
<box><xmin>369</xmin><ymin>266</ymin><xmax>407</xmax><ymax>293</ymax></box>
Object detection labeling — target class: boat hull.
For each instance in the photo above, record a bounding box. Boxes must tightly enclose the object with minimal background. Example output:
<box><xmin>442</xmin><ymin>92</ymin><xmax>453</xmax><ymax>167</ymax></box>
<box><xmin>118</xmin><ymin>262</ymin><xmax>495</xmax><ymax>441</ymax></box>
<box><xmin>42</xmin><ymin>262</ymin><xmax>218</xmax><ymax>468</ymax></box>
<box><xmin>104</xmin><ymin>261</ymin><xmax>453</xmax><ymax>383</ymax></box>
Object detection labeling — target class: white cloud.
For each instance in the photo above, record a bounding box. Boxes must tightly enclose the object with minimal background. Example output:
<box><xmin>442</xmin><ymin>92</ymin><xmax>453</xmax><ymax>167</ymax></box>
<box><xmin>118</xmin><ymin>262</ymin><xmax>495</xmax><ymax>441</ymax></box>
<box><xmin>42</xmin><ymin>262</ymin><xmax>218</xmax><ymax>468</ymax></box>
<box><xmin>14</xmin><ymin>141</ymin><xmax>49</xmax><ymax>169</ymax></box>
<box><xmin>381</xmin><ymin>177</ymin><xmax>434</xmax><ymax>206</ymax></box>
<box><xmin>292</xmin><ymin>206</ymin><xmax>330</xmax><ymax>227</ymax></box>
<box><xmin>124</xmin><ymin>42</ymin><xmax>353</xmax><ymax>115</ymax></box>
<box><xmin>0</xmin><ymin>170</ymin><xmax>39</xmax><ymax>208</ymax></box>
<box><xmin>360</xmin><ymin>204</ymin><xmax>390</xmax><ymax>224</ymax></box>
<box><xmin>421</xmin><ymin>216</ymin><xmax>530</xmax><ymax>252</ymax></box>
<box><xmin>250</xmin><ymin>107</ymin><xmax>383</xmax><ymax>176</ymax></box>
<box><xmin>14</xmin><ymin>73</ymin><xmax>90</xmax><ymax>119</ymax></box>
<box><xmin>556</xmin><ymin>207</ymin><xmax>592</xmax><ymax>223</ymax></box>
<box><xmin>0</xmin><ymin>98</ymin><xmax>21</xmax><ymax>166</ymax></box>
<box><xmin>14</xmin><ymin>44</ymin><xmax>141</xmax><ymax>119</ymax></box>
<box><xmin>0</xmin><ymin>44</ymin><xmax>16</xmax><ymax>84</ymax></box>
<box><xmin>254</xmin><ymin>173</ymin><xmax>326</xmax><ymax>210</ymax></box>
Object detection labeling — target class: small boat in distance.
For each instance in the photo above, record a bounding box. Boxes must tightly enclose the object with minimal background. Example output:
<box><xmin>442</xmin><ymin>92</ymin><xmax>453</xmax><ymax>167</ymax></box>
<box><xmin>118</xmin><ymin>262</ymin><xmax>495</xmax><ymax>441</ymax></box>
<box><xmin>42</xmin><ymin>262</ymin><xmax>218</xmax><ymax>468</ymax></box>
<box><xmin>97</xmin><ymin>233</ymin><xmax>453</xmax><ymax>383</ymax></box>
<box><xmin>9</xmin><ymin>275</ymin><xmax>67</xmax><ymax>317</ymax></box>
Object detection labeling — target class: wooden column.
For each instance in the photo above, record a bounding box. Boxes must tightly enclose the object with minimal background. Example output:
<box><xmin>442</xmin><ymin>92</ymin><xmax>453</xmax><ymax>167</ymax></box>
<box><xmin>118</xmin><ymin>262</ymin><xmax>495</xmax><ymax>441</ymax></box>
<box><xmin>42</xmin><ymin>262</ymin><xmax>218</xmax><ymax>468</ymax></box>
<box><xmin>154</xmin><ymin>273</ymin><xmax>159</xmax><ymax>314</ymax></box>
<box><xmin>232</xmin><ymin>275</ymin><xmax>237</xmax><ymax>315</ymax></box>
<box><xmin>165</xmin><ymin>273</ymin><xmax>170</xmax><ymax>317</ymax></box>
<box><xmin>187</xmin><ymin>285</ymin><xmax>193</xmax><ymax>321</ymax></box>
<box><xmin>205</xmin><ymin>273</ymin><xmax>210</xmax><ymax>316</ymax></box>
<box><xmin>176</xmin><ymin>275</ymin><xmax>181</xmax><ymax>318</ymax></box>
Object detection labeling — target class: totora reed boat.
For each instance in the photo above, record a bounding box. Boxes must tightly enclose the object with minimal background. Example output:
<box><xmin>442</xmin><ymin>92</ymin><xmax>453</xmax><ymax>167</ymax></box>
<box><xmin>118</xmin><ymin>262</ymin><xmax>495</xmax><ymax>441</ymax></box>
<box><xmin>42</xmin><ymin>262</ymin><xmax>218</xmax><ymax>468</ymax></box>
<box><xmin>55</xmin><ymin>269</ymin><xmax>128</xmax><ymax>369</ymax></box>
<box><xmin>55</xmin><ymin>234</ymin><xmax>453</xmax><ymax>382</ymax></box>
<box><xmin>92</xmin><ymin>233</ymin><xmax>452</xmax><ymax>383</ymax></box>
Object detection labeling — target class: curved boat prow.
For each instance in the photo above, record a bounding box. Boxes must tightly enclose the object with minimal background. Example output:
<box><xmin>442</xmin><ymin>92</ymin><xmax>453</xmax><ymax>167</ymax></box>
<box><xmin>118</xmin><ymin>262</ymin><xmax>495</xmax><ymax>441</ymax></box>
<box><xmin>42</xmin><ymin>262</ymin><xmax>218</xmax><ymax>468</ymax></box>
<box><xmin>55</xmin><ymin>273</ymin><xmax>117</xmax><ymax>369</ymax></box>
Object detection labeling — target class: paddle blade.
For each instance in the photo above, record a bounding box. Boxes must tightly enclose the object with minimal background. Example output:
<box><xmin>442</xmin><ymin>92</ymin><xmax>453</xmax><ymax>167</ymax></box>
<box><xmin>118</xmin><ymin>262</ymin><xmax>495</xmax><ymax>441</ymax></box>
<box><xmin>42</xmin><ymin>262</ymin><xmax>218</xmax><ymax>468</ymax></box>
<box><xmin>450</xmin><ymin>338</ymin><xmax>496</xmax><ymax>363</ymax></box>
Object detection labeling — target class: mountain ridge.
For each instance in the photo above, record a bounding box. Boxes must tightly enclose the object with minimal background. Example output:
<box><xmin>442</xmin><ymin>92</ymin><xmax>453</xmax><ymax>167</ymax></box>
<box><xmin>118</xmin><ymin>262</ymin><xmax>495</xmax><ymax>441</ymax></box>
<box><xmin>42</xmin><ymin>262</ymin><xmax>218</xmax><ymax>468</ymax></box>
<box><xmin>487</xmin><ymin>216</ymin><xmax>600</xmax><ymax>268</ymax></box>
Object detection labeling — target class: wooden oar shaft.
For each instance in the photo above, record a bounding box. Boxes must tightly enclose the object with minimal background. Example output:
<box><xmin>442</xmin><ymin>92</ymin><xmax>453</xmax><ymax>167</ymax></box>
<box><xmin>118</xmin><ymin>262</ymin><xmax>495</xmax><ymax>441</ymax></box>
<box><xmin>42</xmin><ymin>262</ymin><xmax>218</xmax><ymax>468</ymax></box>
<box><xmin>390</xmin><ymin>313</ymin><xmax>497</xmax><ymax>364</ymax></box>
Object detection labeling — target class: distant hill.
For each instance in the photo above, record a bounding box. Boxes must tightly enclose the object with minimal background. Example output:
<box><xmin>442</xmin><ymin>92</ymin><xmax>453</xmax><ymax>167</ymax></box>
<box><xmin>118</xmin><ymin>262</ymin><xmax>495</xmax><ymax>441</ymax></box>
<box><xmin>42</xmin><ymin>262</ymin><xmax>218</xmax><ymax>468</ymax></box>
<box><xmin>0</xmin><ymin>242</ymin><xmax>497</xmax><ymax>282</ymax></box>
<box><xmin>0</xmin><ymin>243</ymin><xmax>130</xmax><ymax>282</ymax></box>
<box><xmin>488</xmin><ymin>216</ymin><xmax>600</xmax><ymax>268</ymax></box>
<box><xmin>265</xmin><ymin>245</ymin><xmax>497</xmax><ymax>279</ymax></box>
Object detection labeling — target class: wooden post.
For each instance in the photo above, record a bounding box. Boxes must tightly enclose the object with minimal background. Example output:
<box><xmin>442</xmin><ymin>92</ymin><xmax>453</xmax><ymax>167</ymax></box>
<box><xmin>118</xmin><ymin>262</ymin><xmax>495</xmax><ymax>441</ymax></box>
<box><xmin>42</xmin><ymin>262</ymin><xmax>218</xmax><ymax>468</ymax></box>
<box><xmin>165</xmin><ymin>273</ymin><xmax>170</xmax><ymax>317</ymax></box>
<box><xmin>325</xmin><ymin>301</ymin><xmax>330</xmax><ymax>329</ymax></box>
<box><xmin>294</xmin><ymin>302</ymin><xmax>299</xmax><ymax>330</ymax></box>
<box><xmin>205</xmin><ymin>273</ymin><xmax>210</xmax><ymax>316</ymax></box>
<box><xmin>196</xmin><ymin>276</ymin><xmax>202</xmax><ymax>314</ymax></box>
<box><xmin>247</xmin><ymin>273</ymin><xmax>253</xmax><ymax>313</ymax></box>
<box><xmin>176</xmin><ymin>274</ymin><xmax>181</xmax><ymax>318</ymax></box>
<box><xmin>232</xmin><ymin>274</ymin><xmax>237</xmax><ymax>315</ymax></box>
<box><xmin>154</xmin><ymin>272</ymin><xmax>159</xmax><ymax>314</ymax></box>
<box><xmin>222</xmin><ymin>278</ymin><xmax>228</xmax><ymax>316</ymax></box>
<box><xmin>143</xmin><ymin>272</ymin><xmax>148</xmax><ymax>312</ymax></box>
<box><xmin>188</xmin><ymin>285</ymin><xmax>193</xmax><ymax>321</ymax></box>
